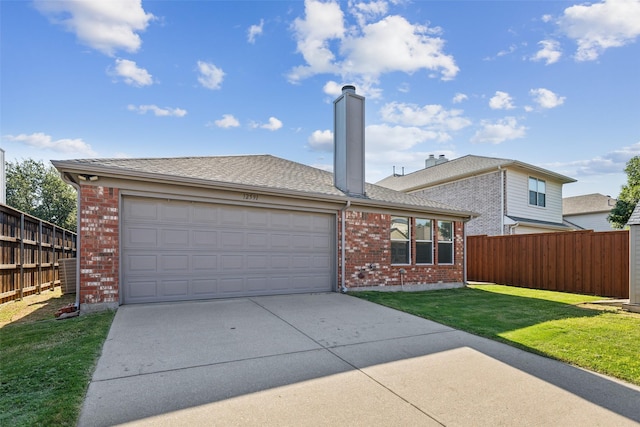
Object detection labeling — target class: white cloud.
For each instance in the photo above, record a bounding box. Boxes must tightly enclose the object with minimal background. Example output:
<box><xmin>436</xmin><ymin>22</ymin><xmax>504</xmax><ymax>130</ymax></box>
<box><xmin>471</xmin><ymin>117</ymin><xmax>526</xmax><ymax>144</ymax></box>
<box><xmin>3</xmin><ymin>132</ymin><xmax>96</xmax><ymax>156</ymax></box>
<box><xmin>255</xmin><ymin>117</ymin><xmax>283</xmax><ymax>131</ymax></box>
<box><xmin>323</xmin><ymin>80</ymin><xmax>345</xmax><ymax>96</ymax></box>
<box><xmin>111</xmin><ymin>59</ymin><xmax>153</xmax><ymax>86</ymax></box>
<box><xmin>197</xmin><ymin>61</ymin><xmax>225</xmax><ymax>90</ymax></box>
<box><xmin>289</xmin><ymin>0</ymin><xmax>458</xmax><ymax>91</ymax></box>
<box><xmin>34</xmin><ymin>0</ymin><xmax>154</xmax><ymax>56</ymax></box>
<box><xmin>452</xmin><ymin>93</ymin><xmax>468</xmax><ymax>104</ymax></box>
<box><xmin>529</xmin><ymin>88</ymin><xmax>566</xmax><ymax>109</ymax></box>
<box><xmin>558</xmin><ymin>0</ymin><xmax>640</xmax><ymax>61</ymax></box>
<box><xmin>248</xmin><ymin>19</ymin><xmax>264</xmax><ymax>44</ymax></box>
<box><xmin>531</xmin><ymin>40</ymin><xmax>562</xmax><ymax>65</ymax></box>
<box><xmin>212</xmin><ymin>114</ymin><xmax>240</xmax><ymax>128</ymax></box>
<box><xmin>543</xmin><ymin>141</ymin><xmax>640</xmax><ymax>177</ymax></box>
<box><xmin>308</xmin><ymin>129</ymin><xmax>333</xmax><ymax>151</ymax></box>
<box><xmin>379</xmin><ymin>102</ymin><xmax>471</xmax><ymax>136</ymax></box>
<box><xmin>542</xmin><ymin>14</ymin><xmax>553</xmax><ymax>23</ymax></box>
<box><xmin>489</xmin><ymin>91</ymin><xmax>515</xmax><ymax>110</ymax></box>
<box><xmin>366</xmin><ymin>124</ymin><xmax>440</xmax><ymax>152</ymax></box>
<box><xmin>127</xmin><ymin>104</ymin><xmax>187</xmax><ymax>117</ymax></box>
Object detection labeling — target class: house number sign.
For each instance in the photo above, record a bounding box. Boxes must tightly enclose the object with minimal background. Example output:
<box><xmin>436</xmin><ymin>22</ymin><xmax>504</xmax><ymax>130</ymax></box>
<box><xmin>242</xmin><ymin>193</ymin><xmax>259</xmax><ymax>201</ymax></box>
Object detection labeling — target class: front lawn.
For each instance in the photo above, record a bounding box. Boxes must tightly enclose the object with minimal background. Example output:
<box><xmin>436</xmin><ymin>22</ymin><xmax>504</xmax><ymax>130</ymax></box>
<box><xmin>0</xmin><ymin>293</ymin><xmax>115</xmax><ymax>427</ymax></box>
<box><xmin>352</xmin><ymin>284</ymin><xmax>640</xmax><ymax>386</ymax></box>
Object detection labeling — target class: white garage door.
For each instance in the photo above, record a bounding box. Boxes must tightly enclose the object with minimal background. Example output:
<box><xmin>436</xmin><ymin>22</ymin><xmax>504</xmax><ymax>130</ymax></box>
<box><xmin>122</xmin><ymin>197</ymin><xmax>335</xmax><ymax>304</ymax></box>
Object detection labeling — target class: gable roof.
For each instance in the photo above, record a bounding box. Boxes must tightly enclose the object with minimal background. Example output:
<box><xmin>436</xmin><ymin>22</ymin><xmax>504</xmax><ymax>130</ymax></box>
<box><xmin>628</xmin><ymin>202</ymin><xmax>640</xmax><ymax>226</ymax></box>
<box><xmin>376</xmin><ymin>154</ymin><xmax>576</xmax><ymax>192</ymax></box>
<box><xmin>52</xmin><ymin>154</ymin><xmax>476</xmax><ymax>218</ymax></box>
<box><xmin>563</xmin><ymin>193</ymin><xmax>617</xmax><ymax>215</ymax></box>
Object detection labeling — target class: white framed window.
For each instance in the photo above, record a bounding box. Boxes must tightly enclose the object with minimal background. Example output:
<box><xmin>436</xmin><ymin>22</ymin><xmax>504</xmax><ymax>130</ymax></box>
<box><xmin>415</xmin><ymin>218</ymin><xmax>433</xmax><ymax>264</ymax></box>
<box><xmin>390</xmin><ymin>216</ymin><xmax>410</xmax><ymax>264</ymax></box>
<box><xmin>529</xmin><ymin>177</ymin><xmax>546</xmax><ymax>207</ymax></box>
<box><xmin>437</xmin><ymin>220</ymin><xmax>454</xmax><ymax>264</ymax></box>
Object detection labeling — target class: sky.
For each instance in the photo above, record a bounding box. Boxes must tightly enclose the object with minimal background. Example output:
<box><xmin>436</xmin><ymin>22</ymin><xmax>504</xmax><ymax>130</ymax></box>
<box><xmin>1</xmin><ymin>0</ymin><xmax>639</xmax><ymax>198</ymax></box>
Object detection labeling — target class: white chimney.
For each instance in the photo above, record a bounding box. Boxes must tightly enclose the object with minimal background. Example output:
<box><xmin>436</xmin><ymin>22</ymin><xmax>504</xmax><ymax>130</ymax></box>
<box><xmin>334</xmin><ymin>85</ymin><xmax>365</xmax><ymax>197</ymax></box>
<box><xmin>425</xmin><ymin>154</ymin><xmax>436</xmax><ymax>168</ymax></box>
<box><xmin>436</xmin><ymin>154</ymin><xmax>449</xmax><ymax>165</ymax></box>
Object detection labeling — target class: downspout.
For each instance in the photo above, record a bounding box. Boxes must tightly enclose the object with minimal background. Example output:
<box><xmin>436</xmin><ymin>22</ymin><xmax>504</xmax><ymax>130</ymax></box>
<box><xmin>463</xmin><ymin>220</ymin><xmax>468</xmax><ymax>285</ymax></box>
<box><xmin>340</xmin><ymin>200</ymin><xmax>351</xmax><ymax>293</ymax></box>
<box><xmin>499</xmin><ymin>166</ymin><xmax>505</xmax><ymax>235</ymax></box>
<box><xmin>63</xmin><ymin>174</ymin><xmax>81</xmax><ymax>309</ymax></box>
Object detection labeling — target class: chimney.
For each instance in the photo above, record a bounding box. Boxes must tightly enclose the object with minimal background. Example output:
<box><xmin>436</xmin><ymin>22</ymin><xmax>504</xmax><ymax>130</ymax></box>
<box><xmin>425</xmin><ymin>154</ymin><xmax>436</xmax><ymax>168</ymax></box>
<box><xmin>435</xmin><ymin>154</ymin><xmax>449</xmax><ymax>165</ymax></box>
<box><xmin>334</xmin><ymin>85</ymin><xmax>365</xmax><ymax>197</ymax></box>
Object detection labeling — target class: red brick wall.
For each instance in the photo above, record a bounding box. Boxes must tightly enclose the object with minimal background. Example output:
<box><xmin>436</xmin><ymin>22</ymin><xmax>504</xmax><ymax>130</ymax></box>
<box><xmin>339</xmin><ymin>210</ymin><xmax>464</xmax><ymax>288</ymax></box>
<box><xmin>79</xmin><ymin>185</ymin><xmax>119</xmax><ymax>306</ymax></box>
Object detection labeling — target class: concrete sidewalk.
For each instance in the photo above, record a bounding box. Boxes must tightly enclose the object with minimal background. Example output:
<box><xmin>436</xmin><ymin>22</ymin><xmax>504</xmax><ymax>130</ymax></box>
<box><xmin>78</xmin><ymin>293</ymin><xmax>640</xmax><ymax>426</ymax></box>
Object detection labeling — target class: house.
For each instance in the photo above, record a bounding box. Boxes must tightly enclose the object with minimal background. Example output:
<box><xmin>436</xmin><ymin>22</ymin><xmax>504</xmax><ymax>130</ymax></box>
<box><xmin>52</xmin><ymin>86</ymin><xmax>476</xmax><ymax>312</ymax></box>
<box><xmin>376</xmin><ymin>154</ymin><xmax>577</xmax><ymax>236</ymax></box>
<box><xmin>562</xmin><ymin>193</ymin><xmax>617</xmax><ymax>231</ymax></box>
<box><xmin>624</xmin><ymin>202</ymin><xmax>640</xmax><ymax>313</ymax></box>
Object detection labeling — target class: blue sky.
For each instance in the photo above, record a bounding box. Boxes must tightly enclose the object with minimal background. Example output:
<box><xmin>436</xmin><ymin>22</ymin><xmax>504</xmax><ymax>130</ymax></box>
<box><xmin>2</xmin><ymin>0</ymin><xmax>639</xmax><ymax>198</ymax></box>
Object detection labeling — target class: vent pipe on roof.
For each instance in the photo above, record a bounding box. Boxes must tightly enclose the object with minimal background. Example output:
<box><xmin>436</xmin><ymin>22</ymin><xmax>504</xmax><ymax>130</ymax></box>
<box><xmin>334</xmin><ymin>85</ymin><xmax>366</xmax><ymax>197</ymax></box>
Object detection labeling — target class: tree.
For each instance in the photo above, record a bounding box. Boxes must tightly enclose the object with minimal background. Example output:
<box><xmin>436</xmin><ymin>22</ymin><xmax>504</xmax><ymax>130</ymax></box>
<box><xmin>5</xmin><ymin>159</ymin><xmax>77</xmax><ymax>231</ymax></box>
<box><xmin>608</xmin><ymin>156</ymin><xmax>640</xmax><ymax>229</ymax></box>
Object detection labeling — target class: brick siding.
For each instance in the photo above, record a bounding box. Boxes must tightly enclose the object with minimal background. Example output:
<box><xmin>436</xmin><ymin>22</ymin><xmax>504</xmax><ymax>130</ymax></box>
<box><xmin>411</xmin><ymin>171</ymin><xmax>504</xmax><ymax>236</ymax></box>
<box><xmin>79</xmin><ymin>185</ymin><xmax>119</xmax><ymax>306</ymax></box>
<box><xmin>339</xmin><ymin>210</ymin><xmax>464</xmax><ymax>289</ymax></box>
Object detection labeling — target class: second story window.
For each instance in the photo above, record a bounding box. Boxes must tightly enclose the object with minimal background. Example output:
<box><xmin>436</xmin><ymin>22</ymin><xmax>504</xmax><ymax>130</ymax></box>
<box><xmin>529</xmin><ymin>177</ymin><xmax>546</xmax><ymax>207</ymax></box>
<box><xmin>390</xmin><ymin>216</ymin><xmax>410</xmax><ymax>264</ymax></box>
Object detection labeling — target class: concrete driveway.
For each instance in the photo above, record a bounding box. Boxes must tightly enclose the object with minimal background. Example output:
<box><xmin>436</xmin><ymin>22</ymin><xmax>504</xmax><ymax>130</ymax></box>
<box><xmin>79</xmin><ymin>293</ymin><xmax>640</xmax><ymax>426</ymax></box>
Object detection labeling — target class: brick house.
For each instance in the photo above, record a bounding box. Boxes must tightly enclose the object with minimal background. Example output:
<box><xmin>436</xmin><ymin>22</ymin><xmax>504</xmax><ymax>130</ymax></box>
<box><xmin>377</xmin><ymin>154</ymin><xmax>577</xmax><ymax>236</ymax></box>
<box><xmin>53</xmin><ymin>87</ymin><xmax>476</xmax><ymax>312</ymax></box>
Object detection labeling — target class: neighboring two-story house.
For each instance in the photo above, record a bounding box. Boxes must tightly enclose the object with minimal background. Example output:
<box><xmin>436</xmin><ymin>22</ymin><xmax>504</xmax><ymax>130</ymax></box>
<box><xmin>377</xmin><ymin>154</ymin><xmax>577</xmax><ymax>236</ymax></box>
<box><xmin>562</xmin><ymin>193</ymin><xmax>617</xmax><ymax>231</ymax></box>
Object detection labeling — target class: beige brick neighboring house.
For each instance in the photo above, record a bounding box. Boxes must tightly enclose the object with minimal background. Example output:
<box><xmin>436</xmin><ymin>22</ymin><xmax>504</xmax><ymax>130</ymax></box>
<box><xmin>52</xmin><ymin>86</ymin><xmax>476</xmax><ymax>312</ymax></box>
<box><xmin>562</xmin><ymin>193</ymin><xmax>617</xmax><ymax>231</ymax></box>
<box><xmin>377</xmin><ymin>155</ymin><xmax>577</xmax><ymax>236</ymax></box>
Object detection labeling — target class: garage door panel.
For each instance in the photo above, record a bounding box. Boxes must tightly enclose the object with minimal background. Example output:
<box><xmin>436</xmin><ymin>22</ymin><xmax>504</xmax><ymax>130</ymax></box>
<box><xmin>162</xmin><ymin>229</ymin><xmax>189</xmax><ymax>247</ymax></box>
<box><xmin>127</xmin><ymin>227</ymin><xmax>158</xmax><ymax>247</ymax></box>
<box><xmin>123</xmin><ymin>197</ymin><xmax>334</xmax><ymax>304</ymax></box>
<box><xmin>193</xmin><ymin>230</ymin><xmax>217</xmax><ymax>247</ymax></box>
<box><xmin>162</xmin><ymin>280</ymin><xmax>189</xmax><ymax>297</ymax></box>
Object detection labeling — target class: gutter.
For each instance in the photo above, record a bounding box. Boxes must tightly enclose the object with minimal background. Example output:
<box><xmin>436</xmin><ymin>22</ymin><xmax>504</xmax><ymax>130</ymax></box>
<box><xmin>340</xmin><ymin>201</ymin><xmax>351</xmax><ymax>293</ymax></box>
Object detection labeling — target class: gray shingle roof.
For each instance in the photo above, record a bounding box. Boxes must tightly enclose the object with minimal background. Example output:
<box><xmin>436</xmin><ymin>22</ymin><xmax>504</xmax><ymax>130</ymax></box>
<box><xmin>628</xmin><ymin>202</ymin><xmax>640</xmax><ymax>226</ymax></box>
<box><xmin>562</xmin><ymin>193</ymin><xmax>617</xmax><ymax>215</ymax></box>
<box><xmin>52</xmin><ymin>155</ymin><xmax>475</xmax><ymax>217</ymax></box>
<box><xmin>376</xmin><ymin>154</ymin><xmax>576</xmax><ymax>192</ymax></box>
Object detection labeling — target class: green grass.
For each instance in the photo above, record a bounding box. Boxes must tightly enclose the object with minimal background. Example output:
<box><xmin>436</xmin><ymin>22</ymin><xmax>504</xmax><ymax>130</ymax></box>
<box><xmin>352</xmin><ymin>284</ymin><xmax>640</xmax><ymax>386</ymax></box>
<box><xmin>0</xmin><ymin>311</ymin><xmax>115</xmax><ymax>426</ymax></box>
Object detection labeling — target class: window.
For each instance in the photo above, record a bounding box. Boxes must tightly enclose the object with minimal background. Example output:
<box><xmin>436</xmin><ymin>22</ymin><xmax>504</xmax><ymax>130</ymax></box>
<box><xmin>390</xmin><ymin>216</ymin><xmax>410</xmax><ymax>264</ymax></box>
<box><xmin>437</xmin><ymin>221</ymin><xmax>454</xmax><ymax>264</ymax></box>
<box><xmin>415</xmin><ymin>218</ymin><xmax>433</xmax><ymax>264</ymax></box>
<box><xmin>529</xmin><ymin>177</ymin><xmax>546</xmax><ymax>207</ymax></box>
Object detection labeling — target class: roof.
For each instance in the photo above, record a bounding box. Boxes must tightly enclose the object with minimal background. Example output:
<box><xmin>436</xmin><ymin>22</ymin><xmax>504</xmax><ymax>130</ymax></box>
<box><xmin>376</xmin><ymin>154</ymin><xmax>576</xmax><ymax>192</ymax></box>
<box><xmin>563</xmin><ymin>193</ymin><xmax>616</xmax><ymax>215</ymax></box>
<box><xmin>52</xmin><ymin>154</ymin><xmax>476</xmax><ymax>218</ymax></box>
<box><xmin>506</xmin><ymin>215</ymin><xmax>574</xmax><ymax>231</ymax></box>
<box><xmin>628</xmin><ymin>202</ymin><xmax>640</xmax><ymax>226</ymax></box>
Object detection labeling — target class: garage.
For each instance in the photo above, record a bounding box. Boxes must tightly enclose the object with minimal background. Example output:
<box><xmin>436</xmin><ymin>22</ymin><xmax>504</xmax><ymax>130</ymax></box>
<box><xmin>122</xmin><ymin>196</ymin><xmax>335</xmax><ymax>304</ymax></box>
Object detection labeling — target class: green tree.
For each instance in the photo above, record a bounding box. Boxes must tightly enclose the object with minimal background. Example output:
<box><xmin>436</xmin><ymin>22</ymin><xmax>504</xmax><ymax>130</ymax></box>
<box><xmin>608</xmin><ymin>156</ymin><xmax>640</xmax><ymax>228</ymax></box>
<box><xmin>5</xmin><ymin>159</ymin><xmax>77</xmax><ymax>231</ymax></box>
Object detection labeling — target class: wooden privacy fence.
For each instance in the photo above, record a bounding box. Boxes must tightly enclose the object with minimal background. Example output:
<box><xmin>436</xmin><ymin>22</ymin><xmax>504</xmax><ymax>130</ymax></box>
<box><xmin>1</xmin><ymin>203</ymin><xmax>77</xmax><ymax>304</ymax></box>
<box><xmin>467</xmin><ymin>230</ymin><xmax>629</xmax><ymax>298</ymax></box>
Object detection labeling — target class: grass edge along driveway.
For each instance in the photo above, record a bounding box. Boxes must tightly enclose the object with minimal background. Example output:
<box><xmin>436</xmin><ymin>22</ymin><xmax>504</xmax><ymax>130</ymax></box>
<box><xmin>0</xmin><ymin>309</ymin><xmax>115</xmax><ymax>427</ymax></box>
<box><xmin>352</xmin><ymin>284</ymin><xmax>640</xmax><ymax>387</ymax></box>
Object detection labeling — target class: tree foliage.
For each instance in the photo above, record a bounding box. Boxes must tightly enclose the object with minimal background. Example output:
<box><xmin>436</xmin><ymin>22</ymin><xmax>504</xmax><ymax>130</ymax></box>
<box><xmin>608</xmin><ymin>156</ymin><xmax>640</xmax><ymax>229</ymax></box>
<box><xmin>5</xmin><ymin>159</ymin><xmax>77</xmax><ymax>232</ymax></box>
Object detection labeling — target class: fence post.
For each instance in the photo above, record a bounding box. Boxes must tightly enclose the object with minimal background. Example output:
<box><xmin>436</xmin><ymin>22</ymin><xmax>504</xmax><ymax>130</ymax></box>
<box><xmin>19</xmin><ymin>212</ymin><xmax>24</xmax><ymax>300</ymax></box>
